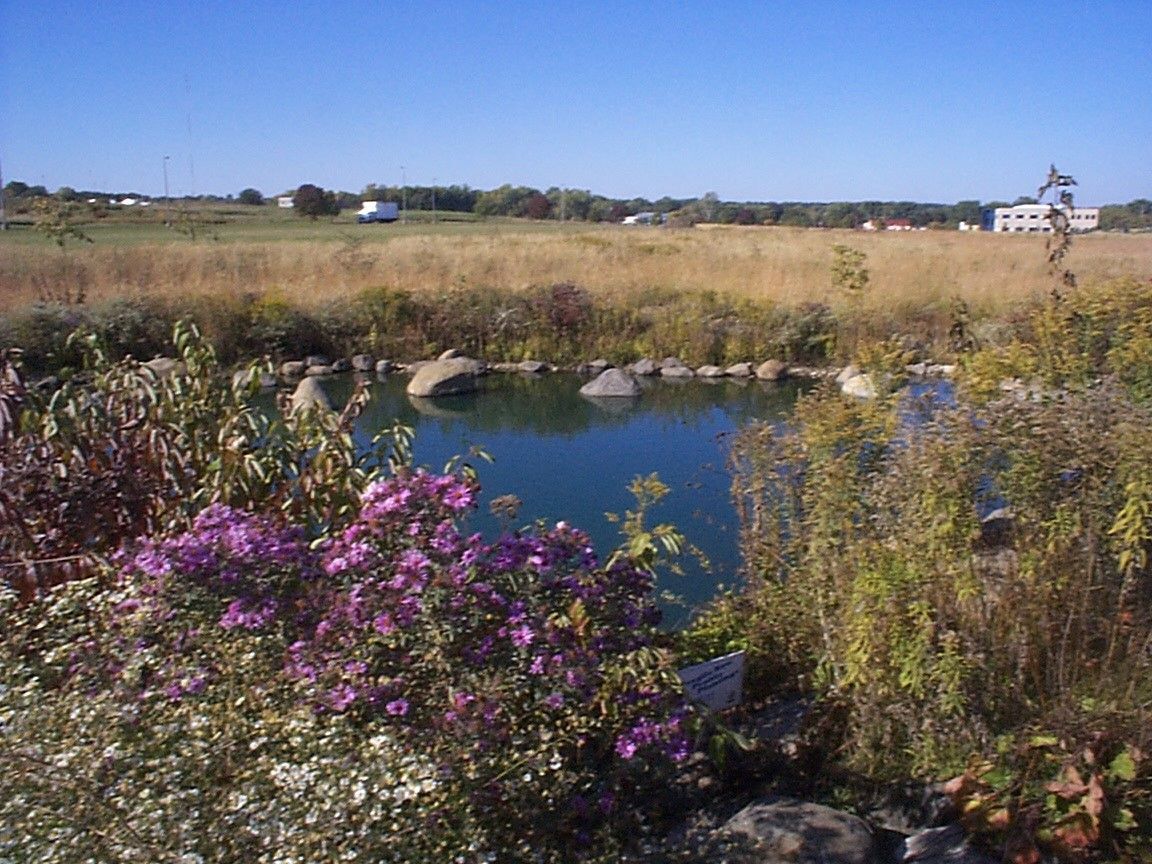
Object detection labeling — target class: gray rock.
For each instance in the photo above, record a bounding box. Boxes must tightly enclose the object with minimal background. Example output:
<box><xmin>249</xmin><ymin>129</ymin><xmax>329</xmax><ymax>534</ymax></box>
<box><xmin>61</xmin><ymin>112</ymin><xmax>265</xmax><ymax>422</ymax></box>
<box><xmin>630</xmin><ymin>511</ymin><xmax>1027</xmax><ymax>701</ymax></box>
<box><xmin>841</xmin><ymin>373</ymin><xmax>878</xmax><ymax>399</ymax></box>
<box><xmin>661</xmin><ymin>364</ymin><xmax>695</xmax><ymax>378</ymax></box>
<box><xmin>756</xmin><ymin>359</ymin><xmax>790</xmax><ymax>381</ymax></box>
<box><xmin>304</xmin><ymin>354</ymin><xmax>329</xmax><ymax>369</ymax></box>
<box><xmin>352</xmin><ymin>353</ymin><xmax>375</xmax><ymax>372</ymax></box>
<box><xmin>906</xmin><ymin>362</ymin><xmax>928</xmax><ymax>376</ymax></box>
<box><xmin>836</xmin><ymin>364</ymin><xmax>862</xmax><ymax>385</ymax></box>
<box><xmin>725</xmin><ymin>362</ymin><xmax>754</xmax><ymax>378</ymax></box>
<box><xmin>931</xmin><ymin>364</ymin><xmax>958</xmax><ymax>377</ymax></box>
<box><xmin>405</xmin><ymin>360</ymin><xmax>431</xmax><ymax>376</ymax></box>
<box><xmin>630</xmin><ymin>358</ymin><xmax>659</xmax><ymax>376</ymax></box>
<box><xmin>660</xmin><ymin>356</ymin><xmax>689</xmax><ymax>370</ymax></box>
<box><xmin>143</xmin><ymin>357</ymin><xmax>185</xmax><ymax>378</ymax></box>
<box><xmin>491</xmin><ymin>362</ymin><xmax>520</xmax><ymax>373</ymax></box>
<box><xmin>588</xmin><ymin>358</ymin><xmax>611</xmax><ymax>372</ymax></box>
<box><xmin>331</xmin><ymin>358</ymin><xmax>352</xmax><ymax>373</ymax></box>
<box><xmin>696</xmin><ymin>365</ymin><xmax>725</xmax><ymax>377</ymax></box>
<box><xmin>518</xmin><ymin>360</ymin><xmax>548</xmax><ymax>374</ymax></box>
<box><xmin>979</xmin><ymin>508</ymin><xmax>1014</xmax><ymax>548</ymax></box>
<box><xmin>279</xmin><ymin>360</ymin><xmax>306</xmax><ymax>378</ymax></box>
<box><xmin>290</xmin><ymin>376</ymin><xmax>332</xmax><ymax>413</ymax></box>
<box><xmin>718</xmin><ymin>798</ymin><xmax>875</xmax><ymax>864</ymax></box>
<box><xmin>901</xmin><ymin>824</ymin><xmax>997</xmax><ymax>864</ymax></box>
<box><xmin>231</xmin><ymin>369</ymin><xmax>276</xmax><ymax>390</ymax></box>
<box><xmin>580</xmin><ymin>368</ymin><xmax>642</xmax><ymax>398</ymax></box>
<box><xmin>437</xmin><ymin>348</ymin><xmax>463</xmax><ymax>360</ymax></box>
<box><xmin>375</xmin><ymin>359</ymin><xmax>395</xmax><ymax>375</ymax></box>
<box><xmin>305</xmin><ymin>364</ymin><xmax>334</xmax><ymax>377</ymax></box>
<box><xmin>407</xmin><ymin>357</ymin><xmax>481</xmax><ymax>397</ymax></box>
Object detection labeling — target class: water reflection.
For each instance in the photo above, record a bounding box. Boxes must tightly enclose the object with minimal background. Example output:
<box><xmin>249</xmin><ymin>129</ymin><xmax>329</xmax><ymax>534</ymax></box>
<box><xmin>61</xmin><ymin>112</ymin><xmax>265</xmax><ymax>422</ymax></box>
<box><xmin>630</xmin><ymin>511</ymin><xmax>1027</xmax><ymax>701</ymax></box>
<box><xmin>315</xmin><ymin>373</ymin><xmax>809</xmax><ymax>624</ymax></box>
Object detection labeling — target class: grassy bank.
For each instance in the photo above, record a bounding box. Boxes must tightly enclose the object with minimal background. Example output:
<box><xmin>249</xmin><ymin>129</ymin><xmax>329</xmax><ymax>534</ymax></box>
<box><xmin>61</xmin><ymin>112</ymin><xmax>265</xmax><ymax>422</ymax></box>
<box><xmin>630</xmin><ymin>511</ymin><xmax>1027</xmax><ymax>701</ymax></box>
<box><xmin>4</xmin><ymin>222</ymin><xmax>1151</xmax><ymax>373</ymax></box>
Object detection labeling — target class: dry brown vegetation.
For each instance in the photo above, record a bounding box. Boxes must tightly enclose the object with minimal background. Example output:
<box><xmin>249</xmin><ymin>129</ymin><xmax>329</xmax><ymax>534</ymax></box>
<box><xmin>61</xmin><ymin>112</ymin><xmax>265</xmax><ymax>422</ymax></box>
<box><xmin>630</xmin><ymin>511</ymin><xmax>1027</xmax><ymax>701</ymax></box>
<box><xmin>3</xmin><ymin>225</ymin><xmax>1150</xmax><ymax>318</ymax></box>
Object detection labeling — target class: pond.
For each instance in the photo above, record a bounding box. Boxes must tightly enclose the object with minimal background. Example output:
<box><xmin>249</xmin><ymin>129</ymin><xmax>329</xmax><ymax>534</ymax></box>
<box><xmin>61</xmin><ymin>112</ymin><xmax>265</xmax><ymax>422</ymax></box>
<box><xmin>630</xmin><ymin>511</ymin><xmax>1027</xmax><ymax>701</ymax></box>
<box><xmin>316</xmin><ymin>372</ymin><xmax>811</xmax><ymax>625</ymax></box>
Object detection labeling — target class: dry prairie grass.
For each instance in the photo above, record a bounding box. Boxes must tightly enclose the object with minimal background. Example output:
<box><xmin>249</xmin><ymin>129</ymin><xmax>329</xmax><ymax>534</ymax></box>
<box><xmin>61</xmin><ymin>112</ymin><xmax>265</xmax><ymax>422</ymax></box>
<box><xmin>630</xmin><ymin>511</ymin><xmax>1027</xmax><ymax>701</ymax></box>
<box><xmin>2</xmin><ymin>225</ymin><xmax>1150</xmax><ymax>319</ymax></box>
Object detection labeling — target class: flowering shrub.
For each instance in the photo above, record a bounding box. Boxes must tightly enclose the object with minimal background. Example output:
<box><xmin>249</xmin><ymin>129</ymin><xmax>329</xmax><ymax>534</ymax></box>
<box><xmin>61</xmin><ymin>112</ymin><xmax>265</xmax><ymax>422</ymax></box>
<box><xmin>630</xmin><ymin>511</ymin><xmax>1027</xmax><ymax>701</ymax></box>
<box><xmin>1</xmin><ymin>468</ymin><xmax>695</xmax><ymax>861</ymax></box>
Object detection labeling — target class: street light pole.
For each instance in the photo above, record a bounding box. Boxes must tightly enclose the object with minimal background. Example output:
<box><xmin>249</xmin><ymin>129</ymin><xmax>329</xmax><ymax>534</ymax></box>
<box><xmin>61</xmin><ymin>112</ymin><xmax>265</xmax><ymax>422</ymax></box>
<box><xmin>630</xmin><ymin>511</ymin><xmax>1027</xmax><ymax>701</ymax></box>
<box><xmin>162</xmin><ymin>155</ymin><xmax>171</xmax><ymax>226</ymax></box>
<box><xmin>0</xmin><ymin>153</ymin><xmax>7</xmax><ymax>231</ymax></box>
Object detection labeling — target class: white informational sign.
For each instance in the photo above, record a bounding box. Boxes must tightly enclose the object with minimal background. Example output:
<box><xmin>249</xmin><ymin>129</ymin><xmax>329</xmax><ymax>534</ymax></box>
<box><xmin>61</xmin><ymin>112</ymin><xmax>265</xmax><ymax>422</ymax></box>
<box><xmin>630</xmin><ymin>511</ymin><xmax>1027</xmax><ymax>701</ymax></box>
<box><xmin>677</xmin><ymin>650</ymin><xmax>745</xmax><ymax>711</ymax></box>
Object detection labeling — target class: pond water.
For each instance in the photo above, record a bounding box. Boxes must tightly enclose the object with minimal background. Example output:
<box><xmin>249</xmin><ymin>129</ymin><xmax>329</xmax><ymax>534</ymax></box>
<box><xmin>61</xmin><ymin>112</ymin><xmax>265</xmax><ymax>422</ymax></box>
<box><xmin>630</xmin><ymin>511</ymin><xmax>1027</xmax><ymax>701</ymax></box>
<box><xmin>316</xmin><ymin>372</ymin><xmax>810</xmax><ymax>625</ymax></box>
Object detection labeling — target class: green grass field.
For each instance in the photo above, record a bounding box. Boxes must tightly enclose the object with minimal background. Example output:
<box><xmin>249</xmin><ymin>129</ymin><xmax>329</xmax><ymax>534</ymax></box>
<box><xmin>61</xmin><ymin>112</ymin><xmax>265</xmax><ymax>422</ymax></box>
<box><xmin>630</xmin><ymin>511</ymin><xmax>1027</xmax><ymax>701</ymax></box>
<box><xmin>0</xmin><ymin>204</ymin><xmax>566</xmax><ymax>248</ymax></box>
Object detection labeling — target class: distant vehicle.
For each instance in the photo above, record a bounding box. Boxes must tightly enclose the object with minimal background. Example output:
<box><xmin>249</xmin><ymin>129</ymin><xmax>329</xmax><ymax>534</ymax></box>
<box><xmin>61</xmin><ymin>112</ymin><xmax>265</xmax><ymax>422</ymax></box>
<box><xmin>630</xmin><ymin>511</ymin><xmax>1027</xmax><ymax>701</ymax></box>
<box><xmin>357</xmin><ymin>201</ymin><xmax>399</xmax><ymax>223</ymax></box>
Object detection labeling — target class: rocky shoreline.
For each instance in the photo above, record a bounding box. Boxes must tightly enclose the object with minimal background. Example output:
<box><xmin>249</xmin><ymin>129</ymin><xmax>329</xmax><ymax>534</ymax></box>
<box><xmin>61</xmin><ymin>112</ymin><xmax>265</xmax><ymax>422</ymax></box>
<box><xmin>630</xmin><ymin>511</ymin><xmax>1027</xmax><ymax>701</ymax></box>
<box><xmin>255</xmin><ymin>348</ymin><xmax>959</xmax><ymax>405</ymax></box>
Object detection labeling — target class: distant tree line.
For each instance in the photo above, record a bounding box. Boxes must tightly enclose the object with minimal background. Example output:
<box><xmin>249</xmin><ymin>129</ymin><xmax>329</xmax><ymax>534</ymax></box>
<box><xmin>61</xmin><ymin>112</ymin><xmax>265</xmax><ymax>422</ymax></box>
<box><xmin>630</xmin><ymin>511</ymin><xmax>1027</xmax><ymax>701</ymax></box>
<box><xmin>4</xmin><ymin>179</ymin><xmax>1151</xmax><ymax>230</ymax></box>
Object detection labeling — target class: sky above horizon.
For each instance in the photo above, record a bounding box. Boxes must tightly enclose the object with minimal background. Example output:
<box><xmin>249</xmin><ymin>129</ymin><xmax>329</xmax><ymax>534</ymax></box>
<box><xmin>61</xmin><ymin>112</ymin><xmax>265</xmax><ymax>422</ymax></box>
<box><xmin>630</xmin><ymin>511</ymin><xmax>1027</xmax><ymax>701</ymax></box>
<box><xmin>2</xmin><ymin>2</ymin><xmax>1149</xmax><ymax>205</ymax></box>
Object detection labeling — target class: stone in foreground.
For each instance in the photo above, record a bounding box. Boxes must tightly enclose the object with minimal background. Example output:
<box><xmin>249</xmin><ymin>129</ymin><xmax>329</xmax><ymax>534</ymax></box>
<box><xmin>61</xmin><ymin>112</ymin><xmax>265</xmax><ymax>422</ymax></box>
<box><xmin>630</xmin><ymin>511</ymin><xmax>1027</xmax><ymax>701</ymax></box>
<box><xmin>290</xmin><ymin>376</ymin><xmax>332</xmax><ymax>413</ymax></box>
<box><xmin>716</xmin><ymin>798</ymin><xmax>874</xmax><ymax>864</ymax></box>
<box><xmin>143</xmin><ymin>357</ymin><xmax>186</xmax><ymax>378</ymax></box>
<box><xmin>756</xmin><ymin>359</ymin><xmax>790</xmax><ymax>381</ymax></box>
<box><xmin>841</xmin><ymin>373</ymin><xmax>878</xmax><ymax>399</ymax></box>
<box><xmin>407</xmin><ymin>357</ymin><xmax>481</xmax><ymax>397</ymax></box>
<box><xmin>579</xmin><ymin>368</ymin><xmax>642</xmax><ymax>398</ymax></box>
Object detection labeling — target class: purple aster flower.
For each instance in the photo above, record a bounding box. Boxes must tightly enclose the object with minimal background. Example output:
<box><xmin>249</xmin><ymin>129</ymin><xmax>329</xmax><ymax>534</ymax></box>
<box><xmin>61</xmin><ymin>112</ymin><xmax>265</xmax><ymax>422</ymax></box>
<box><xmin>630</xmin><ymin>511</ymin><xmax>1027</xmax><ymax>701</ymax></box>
<box><xmin>614</xmin><ymin>737</ymin><xmax>638</xmax><ymax>760</ymax></box>
<box><xmin>385</xmin><ymin>698</ymin><xmax>409</xmax><ymax>716</ymax></box>
<box><xmin>328</xmin><ymin>684</ymin><xmax>357</xmax><ymax>712</ymax></box>
<box><xmin>510</xmin><ymin>624</ymin><xmax>535</xmax><ymax>647</ymax></box>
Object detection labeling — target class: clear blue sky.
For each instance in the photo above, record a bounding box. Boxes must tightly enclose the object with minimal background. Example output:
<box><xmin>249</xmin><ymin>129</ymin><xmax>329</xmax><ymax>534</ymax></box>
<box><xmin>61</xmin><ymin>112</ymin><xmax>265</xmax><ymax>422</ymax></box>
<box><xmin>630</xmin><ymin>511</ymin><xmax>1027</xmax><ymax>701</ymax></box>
<box><xmin>2</xmin><ymin>1</ymin><xmax>1149</xmax><ymax>204</ymax></box>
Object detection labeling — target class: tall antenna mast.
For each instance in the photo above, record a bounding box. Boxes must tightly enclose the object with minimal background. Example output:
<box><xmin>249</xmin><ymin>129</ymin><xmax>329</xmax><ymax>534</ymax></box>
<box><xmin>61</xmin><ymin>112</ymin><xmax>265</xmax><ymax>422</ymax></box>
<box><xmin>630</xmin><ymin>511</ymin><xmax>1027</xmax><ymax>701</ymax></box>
<box><xmin>0</xmin><ymin>153</ymin><xmax>7</xmax><ymax>230</ymax></box>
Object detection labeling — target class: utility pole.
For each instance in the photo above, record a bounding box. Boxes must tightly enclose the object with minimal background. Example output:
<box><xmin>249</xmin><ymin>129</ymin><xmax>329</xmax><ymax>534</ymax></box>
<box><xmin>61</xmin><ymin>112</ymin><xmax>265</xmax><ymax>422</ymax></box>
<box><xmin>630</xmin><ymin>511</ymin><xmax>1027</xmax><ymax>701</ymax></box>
<box><xmin>0</xmin><ymin>153</ymin><xmax>6</xmax><ymax>230</ymax></box>
<box><xmin>432</xmin><ymin>177</ymin><xmax>437</xmax><ymax>223</ymax></box>
<box><xmin>400</xmin><ymin>165</ymin><xmax>407</xmax><ymax>224</ymax></box>
<box><xmin>162</xmin><ymin>155</ymin><xmax>171</xmax><ymax>226</ymax></box>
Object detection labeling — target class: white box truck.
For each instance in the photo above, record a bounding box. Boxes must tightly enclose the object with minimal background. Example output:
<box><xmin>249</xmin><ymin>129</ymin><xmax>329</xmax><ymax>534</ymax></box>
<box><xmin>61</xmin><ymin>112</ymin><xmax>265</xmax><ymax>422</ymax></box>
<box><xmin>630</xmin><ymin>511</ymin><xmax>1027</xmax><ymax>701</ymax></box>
<box><xmin>357</xmin><ymin>201</ymin><xmax>399</xmax><ymax>223</ymax></box>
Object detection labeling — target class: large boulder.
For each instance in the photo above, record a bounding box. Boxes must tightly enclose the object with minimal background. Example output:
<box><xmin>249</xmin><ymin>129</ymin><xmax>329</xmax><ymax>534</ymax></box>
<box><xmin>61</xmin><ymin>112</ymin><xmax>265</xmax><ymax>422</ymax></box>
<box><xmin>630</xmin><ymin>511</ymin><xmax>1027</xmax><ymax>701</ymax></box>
<box><xmin>438</xmin><ymin>348</ymin><xmax>464</xmax><ymax>360</ymax></box>
<box><xmin>290</xmin><ymin>376</ymin><xmax>332</xmax><ymax>413</ymax></box>
<box><xmin>351</xmin><ymin>354</ymin><xmax>375</xmax><ymax>372</ymax></box>
<box><xmin>407</xmin><ymin>357</ymin><xmax>481</xmax><ymax>397</ymax></box>
<box><xmin>841</xmin><ymin>373</ymin><xmax>878</xmax><ymax>399</ymax></box>
<box><xmin>304</xmin><ymin>354</ymin><xmax>329</xmax><ymax>369</ymax></box>
<box><xmin>143</xmin><ymin>357</ymin><xmax>186</xmax><ymax>378</ymax></box>
<box><xmin>725</xmin><ymin>362</ymin><xmax>754</xmax><ymax>378</ymax></box>
<box><xmin>696</xmin><ymin>365</ymin><xmax>725</xmax><ymax>377</ymax></box>
<box><xmin>375</xmin><ymin>359</ymin><xmax>395</xmax><ymax>375</ymax></box>
<box><xmin>630</xmin><ymin>358</ymin><xmax>659</xmax><ymax>376</ymax></box>
<box><xmin>661</xmin><ymin>365</ymin><xmax>694</xmax><ymax>378</ymax></box>
<box><xmin>756</xmin><ymin>359</ymin><xmax>790</xmax><ymax>381</ymax></box>
<box><xmin>836</xmin><ymin>364</ymin><xmax>862</xmax><ymax>385</ymax></box>
<box><xmin>231</xmin><ymin>369</ymin><xmax>276</xmax><ymax>390</ymax></box>
<box><xmin>716</xmin><ymin>798</ymin><xmax>875</xmax><ymax>864</ymax></box>
<box><xmin>900</xmin><ymin>824</ymin><xmax>998</xmax><ymax>864</ymax></box>
<box><xmin>579</xmin><ymin>368</ymin><xmax>642</xmax><ymax>398</ymax></box>
<box><xmin>518</xmin><ymin>360</ymin><xmax>549</xmax><ymax>374</ymax></box>
<box><xmin>279</xmin><ymin>360</ymin><xmax>306</xmax><ymax>379</ymax></box>
<box><xmin>331</xmin><ymin>358</ymin><xmax>352</xmax><ymax>373</ymax></box>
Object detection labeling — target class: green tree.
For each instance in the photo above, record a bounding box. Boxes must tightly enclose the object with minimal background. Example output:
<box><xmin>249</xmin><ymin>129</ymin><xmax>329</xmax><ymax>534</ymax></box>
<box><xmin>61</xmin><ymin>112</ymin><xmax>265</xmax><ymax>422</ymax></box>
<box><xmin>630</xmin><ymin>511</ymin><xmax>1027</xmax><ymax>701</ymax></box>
<box><xmin>237</xmin><ymin>188</ymin><xmax>264</xmax><ymax>206</ymax></box>
<box><xmin>293</xmin><ymin>184</ymin><xmax>339</xmax><ymax>219</ymax></box>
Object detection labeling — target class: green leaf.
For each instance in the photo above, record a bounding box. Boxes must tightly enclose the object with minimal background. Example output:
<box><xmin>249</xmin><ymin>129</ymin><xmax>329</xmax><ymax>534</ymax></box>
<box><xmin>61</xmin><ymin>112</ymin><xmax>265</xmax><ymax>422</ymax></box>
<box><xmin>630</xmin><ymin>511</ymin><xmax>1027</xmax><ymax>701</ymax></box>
<box><xmin>1107</xmin><ymin>749</ymin><xmax>1137</xmax><ymax>782</ymax></box>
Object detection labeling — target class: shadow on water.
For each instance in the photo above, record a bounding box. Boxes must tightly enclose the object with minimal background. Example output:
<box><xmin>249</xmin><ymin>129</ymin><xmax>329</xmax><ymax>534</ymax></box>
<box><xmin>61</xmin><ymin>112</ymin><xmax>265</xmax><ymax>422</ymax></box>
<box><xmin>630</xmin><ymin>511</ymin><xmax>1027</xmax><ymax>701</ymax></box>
<box><xmin>302</xmin><ymin>372</ymin><xmax>810</xmax><ymax>626</ymax></box>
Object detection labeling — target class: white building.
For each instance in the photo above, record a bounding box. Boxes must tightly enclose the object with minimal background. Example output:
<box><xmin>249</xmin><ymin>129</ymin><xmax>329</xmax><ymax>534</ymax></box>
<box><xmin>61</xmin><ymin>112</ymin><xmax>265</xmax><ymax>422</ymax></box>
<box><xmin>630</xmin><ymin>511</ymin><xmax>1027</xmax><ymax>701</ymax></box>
<box><xmin>277</xmin><ymin>196</ymin><xmax>294</xmax><ymax>209</ymax></box>
<box><xmin>982</xmin><ymin>204</ymin><xmax>1098</xmax><ymax>233</ymax></box>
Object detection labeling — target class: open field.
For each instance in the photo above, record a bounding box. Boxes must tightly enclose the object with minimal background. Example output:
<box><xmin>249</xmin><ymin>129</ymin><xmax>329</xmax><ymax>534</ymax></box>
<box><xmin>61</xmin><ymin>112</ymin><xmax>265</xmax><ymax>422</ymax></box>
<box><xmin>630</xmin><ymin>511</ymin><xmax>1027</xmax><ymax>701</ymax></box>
<box><xmin>3</xmin><ymin>219</ymin><xmax>1150</xmax><ymax>317</ymax></box>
